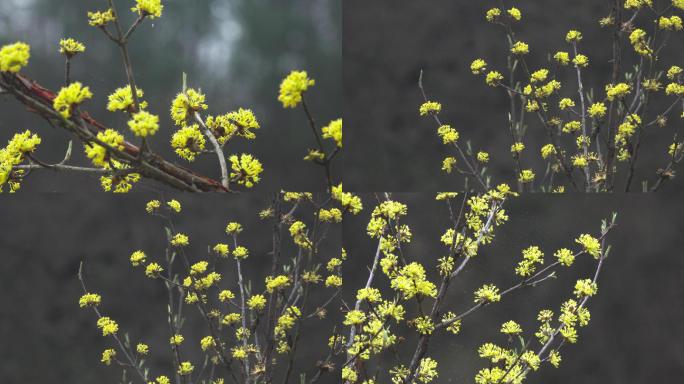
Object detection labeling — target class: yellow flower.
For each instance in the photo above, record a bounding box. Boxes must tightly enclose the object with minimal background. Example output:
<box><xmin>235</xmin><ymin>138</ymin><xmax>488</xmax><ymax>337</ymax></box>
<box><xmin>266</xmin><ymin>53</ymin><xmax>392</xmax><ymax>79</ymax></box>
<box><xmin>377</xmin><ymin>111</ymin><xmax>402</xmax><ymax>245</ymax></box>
<box><xmin>128</xmin><ymin>110</ymin><xmax>159</xmax><ymax>137</ymax></box>
<box><xmin>171</xmin><ymin>233</ymin><xmax>189</xmax><ymax>246</ymax></box>
<box><xmin>666</xmin><ymin>83</ymin><xmax>684</xmax><ymax>96</ymax></box>
<box><xmin>325</xmin><ymin>275</ymin><xmax>342</xmax><ymax>287</ymax></box>
<box><xmin>218</xmin><ymin>289</ymin><xmax>235</xmax><ymax>302</ymax></box>
<box><xmin>278</xmin><ymin>70</ymin><xmax>315</xmax><ymax>108</ymax></box>
<box><xmin>100</xmin><ymin>172</ymin><xmax>140</xmax><ymax>194</ymax></box>
<box><xmin>588</xmin><ymin>103</ymin><xmax>607</xmax><ymax>119</ymax></box>
<box><xmin>667</xmin><ymin>66</ymin><xmax>683</xmax><ymax>80</ymax></box>
<box><xmin>233</xmin><ymin>246</ymin><xmax>249</xmax><ymax>259</ymax></box>
<box><xmin>101</xmin><ymin>349</ymin><xmax>116</xmax><ymax>365</ymax></box>
<box><xmin>167</xmin><ymin>199</ymin><xmax>181</xmax><ymax>212</ymax></box>
<box><xmin>53</xmin><ymin>82</ymin><xmax>93</xmax><ymax>118</ymax></box>
<box><xmin>474</xmin><ymin>284</ymin><xmax>501</xmax><ymax>303</ymax></box>
<box><xmin>554</xmin><ymin>51</ymin><xmax>570</xmax><ymax>65</ymax></box>
<box><xmin>171</xmin><ymin>124</ymin><xmax>205</xmax><ymax>161</ymax></box>
<box><xmin>625</xmin><ymin>0</ymin><xmax>653</xmax><ymax>9</ymax></box>
<box><xmin>200</xmin><ymin>336</ymin><xmax>216</xmax><ymax>352</ymax></box>
<box><xmin>88</xmin><ymin>9</ymin><xmax>116</xmax><ymax>27</ymax></box>
<box><xmin>555</xmin><ymin>248</ymin><xmax>575</xmax><ymax>266</ymax></box>
<box><xmin>419</xmin><ymin>101</ymin><xmax>442</xmax><ymax>116</ymax></box>
<box><xmin>322</xmin><ymin>118</ymin><xmax>342</xmax><ymax>147</ymax></box>
<box><xmin>441</xmin><ymin>157</ymin><xmax>455</xmax><ymax>173</ymax></box>
<box><xmin>59</xmin><ymin>38</ymin><xmax>85</xmax><ymax>57</ymax></box>
<box><xmin>510</xmin><ymin>41</ymin><xmax>529</xmax><ymax>55</ymax></box>
<box><xmin>518</xmin><ymin>169</ymin><xmax>535</xmax><ymax>183</ymax></box>
<box><xmin>414</xmin><ymin>316</ymin><xmax>434</xmax><ymax>335</ymax></box>
<box><xmin>96</xmin><ymin>317</ymin><xmax>119</xmax><ymax>336</ymax></box>
<box><xmin>136</xmin><ymin>343</ymin><xmax>149</xmax><ymax>355</ymax></box>
<box><xmin>132</xmin><ymin>0</ymin><xmax>164</xmax><ymax>19</ymax></box>
<box><xmin>206</xmin><ymin>108</ymin><xmax>260</xmax><ymax>143</ymax></box>
<box><xmin>477</xmin><ymin>151</ymin><xmax>490</xmax><ymax>163</ymax></box>
<box><xmin>573</xmin><ymin>279</ymin><xmax>598</xmax><ymax>298</ymax></box>
<box><xmin>675</xmin><ymin>0</ymin><xmax>684</xmax><ymax>11</ymax></box>
<box><xmin>0</xmin><ymin>42</ymin><xmax>30</xmax><ymax>73</ymax></box>
<box><xmin>470</xmin><ymin>59</ymin><xmax>487</xmax><ymax>75</ymax></box>
<box><xmin>575</xmin><ymin>234</ymin><xmax>601</xmax><ymax>258</ymax></box>
<box><xmin>510</xmin><ymin>142</ymin><xmax>525</xmax><ymax>154</ymax></box>
<box><xmin>107</xmin><ymin>85</ymin><xmax>147</xmax><ymax>112</ymax></box>
<box><xmin>229</xmin><ymin>154</ymin><xmax>263</xmax><ymax>188</ymax></box>
<box><xmin>629</xmin><ymin>29</ymin><xmax>652</xmax><ymax>56</ymax></box>
<box><xmin>213</xmin><ymin>243</ymin><xmax>230</xmax><ymax>257</ymax></box>
<box><xmin>437</xmin><ymin>125</ymin><xmax>459</xmax><ymax>144</ymax></box>
<box><xmin>565</xmin><ymin>30</ymin><xmax>583</xmax><ymax>43</ymax></box>
<box><xmin>130</xmin><ymin>250</ymin><xmax>147</xmax><ymax>266</ymax></box>
<box><xmin>247</xmin><ymin>294</ymin><xmax>267</xmax><ymax>311</ymax></box>
<box><xmin>84</xmin><ymin>129</ymin><xmax>125</xmax><ymax>168</ymax></box>
<box><xmin>145</xmin><ymin>262</ymin><xmax>163</xmax><ymax>278</ymax></box>
<box><xmin>79</xmin><ymin>293</ymin><xmax>102</xmax><ymax>308</ymax></box>
<box><xmin>145</xmin><ymin>200</ymin><xmax>160</xmax><ymax>213</ymax></box>
<box><xmin>343</xmin><ymin>310</ymin><xmax>366</xmax><ymax>325</ymax></box>
<box><xmin>169</xmin><ymin>334</ymin><xmax>184</xmax><ymax>345</ymax></box>
<box><xmin>178</xmin><ymin>361</ymin><xmax>194</xmax><ymax>376</ymax></box>
<box><xmin>530</xmin><ymin>69</ymin><xmax>549</xmax><ymax>83</ymax></box>
<box><xmin>573</xmin><ymin>54</ymin><xmax>589</xmax><ymax>67</ymax></box>
<box><xmin>170</xmin><ymin>89</ymin><xmax>208</xmax><ymax>126</ymax></box>
<box><xmin>559</xmin><ymin>98</ymin><xmax>575</xmax><ymax>110</ymax></box>
<box><xmin>605</xmin><ymin>83</ymin><xmax>632</xmax><ymax>101</ymax></box>
<box><xmin>265</xmin><ymin>275</ymin><xmax>291</xmax><ymax>293</ymax></box>
<box><xmin>658</xmin><ymin>16</ymin><xmax>683</xmax><ymax>31</ymax></box>
<box><xmin>485</xmin><ymin>8</ymin><xmax>501</xmax><ymax>22</ymax></box>
<box><xmin>507</xmin><ymin>7</ymin><xmax>522</xmax><ymax>21</ymax></box>
<box><xmin>226</xmin><ymin>222</ymin><xmax>243</xmax><ymax>234</ymax></box>
<box><xmin>500</xmin><ymin>320</ymin><xmax>523</xmax><ymax>335</ymax></box>
<box><xmin>485</xmin><ymin>71</ymin><xmax>504</xmax><ymax>86</ymax></box>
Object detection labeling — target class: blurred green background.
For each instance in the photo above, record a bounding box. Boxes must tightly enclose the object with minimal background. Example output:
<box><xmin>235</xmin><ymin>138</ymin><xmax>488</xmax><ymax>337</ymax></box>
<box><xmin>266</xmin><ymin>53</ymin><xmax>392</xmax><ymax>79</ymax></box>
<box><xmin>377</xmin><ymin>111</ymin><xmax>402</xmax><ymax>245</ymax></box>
<box><xmin>0</xmin><ymin>0</ymin><xmax>341</xmax><ymax>192</ymax></box>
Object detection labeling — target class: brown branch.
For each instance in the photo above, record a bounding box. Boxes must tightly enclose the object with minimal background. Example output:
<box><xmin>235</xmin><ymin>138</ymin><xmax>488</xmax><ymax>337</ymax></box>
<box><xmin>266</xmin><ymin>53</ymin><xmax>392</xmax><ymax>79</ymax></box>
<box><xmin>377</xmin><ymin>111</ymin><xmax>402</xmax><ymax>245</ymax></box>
<box><xmin>0</xmin><ymin>73</ymin><xmax>229</xmax><ymax>192</ymax></box>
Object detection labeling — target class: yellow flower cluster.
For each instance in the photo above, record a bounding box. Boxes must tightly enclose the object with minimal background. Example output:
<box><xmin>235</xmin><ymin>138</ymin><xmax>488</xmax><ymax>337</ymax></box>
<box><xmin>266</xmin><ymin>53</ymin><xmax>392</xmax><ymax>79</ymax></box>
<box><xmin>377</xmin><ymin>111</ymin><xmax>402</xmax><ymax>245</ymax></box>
<box><xmin>419</xmin><ymin>101</ymin><xmax>442</xmax><ymax>116</ymax></box>
<box><xmin>515</xmin><ymin>246</ymin><xmax>544</xmax><ymax>277</ymax></box>
<box><xmin>88</xmin><ymin>9</ymin><xmax>116</xmax><ymax>27</ymax></box>
<box><xmin>322</xmin><ymin>118</ymin><xmax>342</xmax><ymax>148</ymax></box>
<box><xmin>171</xmin><ymin>124</ymin><xmax>205</xmax><ymax>161</ymax></box>
<box><xmin>0</xmin><ymin>130</ymin><xmax>41</xmax><ymax>192</ymax></box>
<box><xmin>59</xmin><ymin>38</ymin><xmax>85</xmax><ymax>57</ymax></box>
<box><xmin>278</xmin><ymin>70</ymin><xmax>315</xmax><ymax>108</ymax></box>
<box><xmin>0</xmin><ymin>42</ymin><xmax>30</xmax><ymax>73</ymax></box>
<box><xmin>128</xmin><ymin>110</ymin><xmax>159</xmax><ymax>137</ymax></box>
<box><xmin>107</xmin><ymin>85</ymin><xmax>148</xmax><ymax>113</ymax></box>
<box><xmin>229</xmin><ymin>154</ymin><xmax>263</xmax><ymax>188</ymax></box>
<box><xmin>84</xmin><ymin>129</ymin><xmax>124</xmax><ymax>168</ymax></box>
<box><xmin>206</xmin><ymin>108</ymin><xmax>260</xmax><ymax>143</ymax></box>
<box><xmin>53</xmin><ymin>82</ymin><xmax>93</xmax><ymax>118</ymax></box>
<box><xmin>132</xmin><ymin>0</ymin><xmax>164</xmax><ymax>19</ymax></box>
<box><xmin>171</xmin><ymin>89</ymin><xmax>208</xmax><ymax>126</ymax></box>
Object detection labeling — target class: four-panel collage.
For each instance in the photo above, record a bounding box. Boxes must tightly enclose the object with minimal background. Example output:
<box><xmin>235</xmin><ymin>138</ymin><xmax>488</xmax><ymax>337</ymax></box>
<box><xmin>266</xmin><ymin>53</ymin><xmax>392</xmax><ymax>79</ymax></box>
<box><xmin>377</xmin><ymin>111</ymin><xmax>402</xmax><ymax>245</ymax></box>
<box><xmin>1</xmin><ymin>1</ymin><xmax>683</xmax><ymax>383</ymax></box>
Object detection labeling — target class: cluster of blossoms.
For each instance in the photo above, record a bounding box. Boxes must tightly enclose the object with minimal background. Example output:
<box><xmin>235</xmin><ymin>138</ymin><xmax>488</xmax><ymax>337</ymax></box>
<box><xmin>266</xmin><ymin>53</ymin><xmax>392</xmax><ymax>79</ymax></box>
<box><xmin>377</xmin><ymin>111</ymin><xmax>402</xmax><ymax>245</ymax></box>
<box><xmin>421</xmin><ymin>0</ymin><xmax>684</xmax><ymax>192</ymax></box>
<box><xmin>73</xmin><ymin>191</ymin><xmax>618</xmax><ymax>384</ymax></box>
<box><xmin>78</xmin><ymin>192</ymin><xmax>355</xmax><ymax>383</ymax></box>
<box><xmin>0</xmin><ymin>130</ymin><xmax>41</xmax><ymax>192</ymax></box>
<box><xmin>473</xmin><ymin>224</ymin><xmax>612</xmax><ymax>384</ymax></box>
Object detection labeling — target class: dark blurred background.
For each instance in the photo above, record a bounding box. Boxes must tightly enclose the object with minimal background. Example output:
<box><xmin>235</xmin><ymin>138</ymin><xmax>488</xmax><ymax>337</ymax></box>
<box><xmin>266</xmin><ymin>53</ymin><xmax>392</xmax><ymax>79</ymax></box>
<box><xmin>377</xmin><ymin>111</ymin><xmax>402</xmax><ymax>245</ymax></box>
<box><xmin>0</xmin><ymin>0</ymin><xmax>341</xmax><ymax>192</ymax></box>
<box><xmin>1</xmin><ymin>191</ymin><xmax>683</xmax><ymax>383</ymax></box>
<box><xmin>344</xmin><ymin>0</ymin><xmax>684</xmax><ymax>192</ymax></box>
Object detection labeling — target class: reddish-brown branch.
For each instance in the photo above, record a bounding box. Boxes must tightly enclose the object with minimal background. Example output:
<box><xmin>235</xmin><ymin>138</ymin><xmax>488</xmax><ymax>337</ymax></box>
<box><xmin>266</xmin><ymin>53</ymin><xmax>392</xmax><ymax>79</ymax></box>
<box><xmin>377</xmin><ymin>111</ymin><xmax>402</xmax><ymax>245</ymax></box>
<box><xmin>1</xmin><ymin>73</ymin><xmax>229</xmax><ymax>192</ymax></box>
